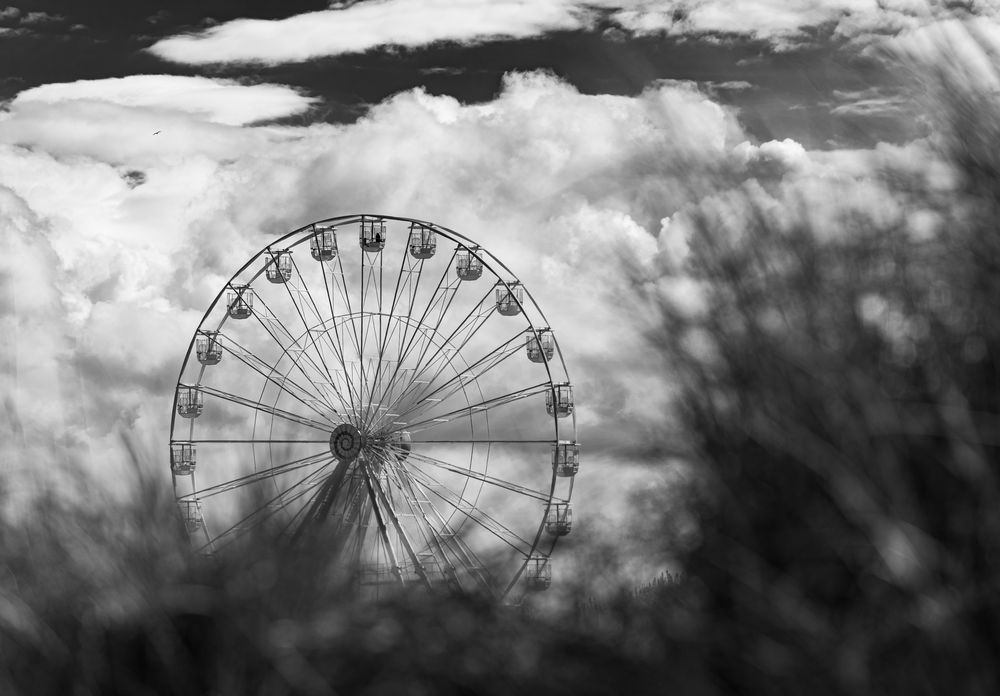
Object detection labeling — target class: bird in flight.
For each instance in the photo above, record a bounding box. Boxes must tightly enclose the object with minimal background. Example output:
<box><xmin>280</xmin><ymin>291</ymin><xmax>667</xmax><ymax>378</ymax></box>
<box><xmin>153</xmin><ymin>130</ymin><xmax>161</xmax><ymax>135</ymax></box>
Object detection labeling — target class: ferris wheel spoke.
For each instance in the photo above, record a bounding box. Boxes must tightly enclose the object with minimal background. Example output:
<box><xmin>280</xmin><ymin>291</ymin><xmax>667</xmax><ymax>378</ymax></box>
<box><xmin>381</xmin><ymin>251</ymin><xmax>425</xmax><ymax>354</ymax></box>
<box><xmin>360</xmin><ymin>460</ymin><xmax>405</xmax><ymax>586</ymax></box>
<box><xmin>397</xmin><ymin>468</ymin><xmax>496</xmax><ymax>594</ymax></box>
<box><xmin>185</xmin><ymin>439</ymin><xmax>330</xmax><ymax>444</ymax></box>
<box><xmin>400</xmin><ymin>464</ymin><xmax>532</xmax><ymax>554</ymax></box>
<box><xmin>374</xmin><ymin>249</ymin><xmax>458</xmax><ymax>418</ymax></box>
<box><xmin>379</xmin><ymin>463</ymin><xmax>449</xmax><ymax>578</ymax></box>
<box><xmin>277</xmin><ymin>482</ymin><xmax>330</xmax><ymax>543</ymax></box>
<box><xmin>414</xmin><ymin>290</ymin><xmax>496</xmax><ymax>379</ymax></box>
<box><xmin>286</xmin><ymin>470</ymin><xmax>368</xmax><ymax>551</ymax></box>
<box><xmin>195</xmin><ymin>461</ymin><xmax>334</xmax><ymax>554</ymax></box>
<box><xmin>288</xmin><ymin>455</ymin><xmax>357</xmax><ymax>543</ymax></box>
<box><xmin>388</xmin><ymin>331</ymin><xmax>524</xmax><ymax>428</ymax></box>
<box><xmin>366</xmin><ymin>243</ymin><xmax>420</xmax><ymax>431</ymax></box>
<box><xmin>252</xmin><ymin>290</ymin><xmax>330</xmax><ymax>380</ymax></box>
<box><xmin>363</xmin><ymin>326</ymin><xmax>436</xmax><ymax>431</ymax></box>
<box><xmin>203</xmin><ymin>474</ymin><xmax>329</xmax><ymax>555</ymax></box>
<box><xmin>374</xmin><ymin>268</ymin><xmax>464</xmax><ymax>415</ymax></box>
<box><xmin>403</xmin><ymin>268</ymin><xmax>462</xmax><ymax>369</ymax></box>
<box><xmin>393</xmin><ymin>287</ymin><xmax>494</xmax><ymax>405</ymax></box>
<box><xmin>186</xmin><ymin>450</ymin><xmax>332</xmax><ymax>500</ymax></box>
<box><xmin>215</xmin><ymin>331</ymin><xmax>344</xmax><ymax>423</ymax></box>
<box><xmin>372</xmin><ymin>261</ymin><xmax>425</xmax><ymax>393</ymax></box>
<box><xmin>246</xmin><ymin>294</ymin><xmax>345</xmax><ymax>416</ymax></box>
<box><xmin>390</xmin><ymin>446</ymin><xmax>552</xmax><ymax>503</ymax></box>
<box><xmin>397</xmin><ymin>381</ymin><xmax>551</xmax><ymax>434</ymax></box>
<box><xmin>410</xmin><ymin>439</ymin><xmax>555</xmax><ymax>444</ymax></box>
<box><xmin>345</xmin><ymin>484</ymin><xmax>375</xmax><ymax>572</ymax></box>
<box><xmin>382</xmin><ymin>460</ymin><xmax>492</xmax><ymax>593</ymax></box>
<box><xmin>253</xmin><ymin>291</ymin><xmax>347</xmax><ymax>416</ymax></box>
<box><xmin>363</xmin><ymin>456</ymin><xmax>433</xmax><ymax>588</ymax></box>
<box><xmin>357</xmin><ymin>243</ymin><xmax>380</xmax><ymax>422</ymax></box>
<box><xmin>373</xmin><ymin>292</ymin><xmax>496</xmax><ymax>426</ymax></box>
<box><xmin>269</xmin><ymin>251</ymin><xmax>342</xmax><ymax>390</ymax></box>
<box><xmin>314</xmin><ymin>253</ymin><xmax>366</xmax><ymax>417</ymax></box>
<box><xmin>288</xmin><ymin>253</ymin><xmax>364</xmax><ymax>417</ymax></box>
<box><xmin>197</xmin><ymin>383</ymin><xmax>336</xmax><ymax>432</ymax></box>
<box><xmin>330</xmin><ymin>252</ymin><xmax>364</xmax><ymax>370</ymax></box>
<box><xmin>331</xmin><ymin>477</ymin><xmax>369</xmax><ymax>541</ymax></box>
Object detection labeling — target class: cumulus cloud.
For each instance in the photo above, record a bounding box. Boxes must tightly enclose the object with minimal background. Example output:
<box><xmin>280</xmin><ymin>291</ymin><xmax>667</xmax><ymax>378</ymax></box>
<box><xmin>12</xmin><ymin>75</ymin><xmax>317</xmax><ymax>126</ymax></box>
<box><xmin>148</xmin><ymin>0</ymin><xmax>595</xmax><ymax>65</ymax></box>
<box><xmin>0</xmin><ymin>70</ymin><xmax>774</xmax><ymax>536</ymax></box>
<box><xmin>0</xmin><ymin>185</ymin><xmax>81</xmax><ymax>506</ymax></box>
<box><xmin>2</xmin><ymin>61</ymin><xmax>952</xmax><ymax>575</ymax></box>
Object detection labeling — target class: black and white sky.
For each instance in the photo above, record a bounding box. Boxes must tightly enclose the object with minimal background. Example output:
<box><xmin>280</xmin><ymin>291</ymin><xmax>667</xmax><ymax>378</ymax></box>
<box><xmin>2</xmin><ymin>0</ymin><xmax>997</xmax><ymax>570</ymax></box>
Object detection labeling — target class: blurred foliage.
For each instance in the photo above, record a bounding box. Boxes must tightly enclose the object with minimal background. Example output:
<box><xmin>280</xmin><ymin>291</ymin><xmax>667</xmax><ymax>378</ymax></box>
<box><xmin>0</xmin><ymin>460</ymin><xmax>703</xmax><ymax>695</ymax></box>
<box><xmin>652</xmin><ymin>33</ymin><xmax>1000</xmax><ymax>695</ymax></box>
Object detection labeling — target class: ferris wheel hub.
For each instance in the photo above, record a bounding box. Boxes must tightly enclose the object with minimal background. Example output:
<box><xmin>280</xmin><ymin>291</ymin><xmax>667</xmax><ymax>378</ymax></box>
<box><xmin>330</xmin><ymin>423</ymin><xmax>364</xmax><ymax>463</ymax></box>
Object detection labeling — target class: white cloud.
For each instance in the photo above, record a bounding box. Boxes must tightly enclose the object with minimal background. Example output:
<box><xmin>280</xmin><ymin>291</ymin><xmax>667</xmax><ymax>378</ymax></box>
<box><xmin>1</xmin><ymin>64</ymin><xmax>952</xmax><ymax>578</ymax></box>
<box><xmin>143</xmin><ymin>0</ymin><xmax>1000</xmax><ymax>64</ymax></box>
<box><xmin>20</xmin><ymin>10</ymin><xmax>62</xmax><ymax>25</ymax></box>
<box><xmin>614</xmin><ymin>0</ymin><xmax>873</xmax><ymax>43</ymax></box>
<box><xmin>0</xmin><ymin>186</ymin><xmax>80</xmax><ymax>496</ymax></box>
<box><xmin>13</xmin><ymin>75</ymin><xmax>316</xmax><ymax>126</ymax></box>
<box><xmin>148</xmin><ymin>0</ymin><xmax>595</xmax><ymax>66</ymax></box>
<box><xmin>732</xmin><ymin>137</ymin><xmax>808</xmax><ymax>172</ymax></box>
<box><xmin>0</xmin><ymin>70</ymin><xmax>758</xmax><ymax>514</ymax></box>
<box><xmin>612</xmin><ymin>0</ymin><xmax>1000</xmax><ymax>48</ymax></box>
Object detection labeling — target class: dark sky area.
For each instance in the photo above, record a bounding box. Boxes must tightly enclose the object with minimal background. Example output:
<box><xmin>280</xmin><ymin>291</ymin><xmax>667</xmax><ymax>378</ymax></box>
<box><xmin>1</xmin><ymin>0</ymin><xmax>919</xmax><ymax>148</ymax></box>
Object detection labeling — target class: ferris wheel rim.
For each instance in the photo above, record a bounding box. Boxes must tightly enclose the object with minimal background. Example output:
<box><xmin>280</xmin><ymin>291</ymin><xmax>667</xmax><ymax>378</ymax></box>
<box><xmin>169</xmin><ymin>213</ymin><xmax>577</xmax><ymax>599</ymax></box>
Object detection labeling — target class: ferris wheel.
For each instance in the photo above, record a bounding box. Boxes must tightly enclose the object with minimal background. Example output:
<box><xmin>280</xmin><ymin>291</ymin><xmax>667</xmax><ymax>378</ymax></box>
<box><xmin>169</xmin><ymin>214</ymin><xmax>579</xmax><ymax>599</ymax></box>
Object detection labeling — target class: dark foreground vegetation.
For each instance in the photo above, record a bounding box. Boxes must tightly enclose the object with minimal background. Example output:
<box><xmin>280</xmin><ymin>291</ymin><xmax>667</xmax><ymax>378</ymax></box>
<box><xmin>5</xmin><ymin>31</ymin><xmax>1000</xmax><ymax>696</ymax></box>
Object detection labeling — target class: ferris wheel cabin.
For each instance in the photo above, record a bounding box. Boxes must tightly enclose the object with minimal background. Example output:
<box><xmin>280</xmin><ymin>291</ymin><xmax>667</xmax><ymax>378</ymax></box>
<box><xmin>170</xmin><ymin>442</ymin><xmax>197</xmax><ymax>476</ymax></box>
<box><xmin>179</xmin><ymin>499</ymin><xmax>204</xmax><ymax>534</ymax></box>
<box><xmin>310</xmin><ymin>226</ymin><xmax>338</xmax><ymax>261</ymax></box>
<box><xmin>455</xmin><ymin>246</ymin><xmax>483</xmax><ymax>281</ymax></box>
<box><xmin>265</xmin><ymin>250</ymin><xmax>293</xmax><ymax>284</ymax></box>
<box><xmin>408</xmin><ymin>223</ymin><xmax>436</xmax><ymax>258</ymax></box>
<box><xmin>227</xmin><ymin>285</ymin><xmax>253</xmax><ymax>320</ymax></box>
<box><xmin>545</xmin><ymin>382</ymin><xmax>574</xmax><ymax>418</ymax></box>
<box><xmin>525</xmin><ymin>556</ymin><xmax>552</xmax><ymax>591</ymax></box>
<box><xmin>170</xmin><ymin>442</ymin><xmax>196</xmax><ymax>475</ymax></box>
<box><xmin>360</xmin><ymin>217</ymin><xmax>386</xmax><ymax>252</ymax></box>
<box><xmin>545</xmin><ymin>502</ymin><xmax>573</xmax><ymax>536</ymax></box>
<box><xmin>552</xmin><ymin>441</ymin><xmax>580</xmax><ymax>477</ymax></box>
<box><xmin>526</xmin><ymin>329</ymin><xmax>555</xmax><ymax>363</ymax></box>
<box><xmin>176</xmin><ymin>385</ymin><xmax>203</xmax><ymax>419</ymax></box>
<box><xmin>495</xmin><ymin>281</ymin><xmax>523</xmax><ymax>316</ymax></box>
<box><xmin>196</xmin><ymin>331</ymin><xmax>222</xmax><ymax>365</ymax></box>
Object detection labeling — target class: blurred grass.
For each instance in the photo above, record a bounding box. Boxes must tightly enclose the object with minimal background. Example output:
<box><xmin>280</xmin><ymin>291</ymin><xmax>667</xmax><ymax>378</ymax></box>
<box><xmin>6</xmin><ymin>24</ymin><xmax>1000</xmax><ymax>696</ymax></box>
<box><xmin>0</xmin><ymin>449</ymin><xmax>701</xmax><ymax>695</ymax></box>
<box><xmin>648</xmin><ymin>27</ymin><xmax>1000</xmax><ymax>694</ymax></box>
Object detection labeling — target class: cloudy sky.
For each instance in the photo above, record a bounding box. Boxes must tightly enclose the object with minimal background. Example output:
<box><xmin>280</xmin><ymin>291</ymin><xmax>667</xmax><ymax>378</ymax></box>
<box><xmin>1</xmin><ymin>0</ymin><xmax>996</xmax><ymax>576</ymax></box>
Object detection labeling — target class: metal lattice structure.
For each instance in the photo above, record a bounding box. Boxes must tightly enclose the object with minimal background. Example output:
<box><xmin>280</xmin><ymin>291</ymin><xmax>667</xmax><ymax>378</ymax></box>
<box><xmin>169</xmin><ymin>214</ymin><xmax>579</xmax><ymax>600</ymax></box>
